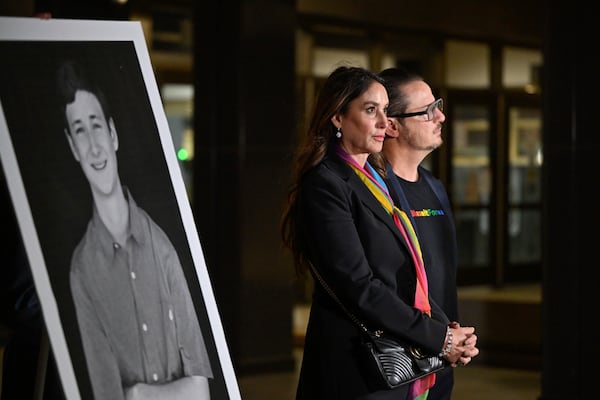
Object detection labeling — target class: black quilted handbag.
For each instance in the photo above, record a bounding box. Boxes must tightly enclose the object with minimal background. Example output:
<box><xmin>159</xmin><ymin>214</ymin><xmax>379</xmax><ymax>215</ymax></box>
<box><xmin>358</xmin><ymin>329</ymin><xmax>447</xmax><ymax>389</ymax></box>
<box><xmin>309</xmin><ymin>262</ymin><xmax>447</xmax><ymax>390</ymax></box>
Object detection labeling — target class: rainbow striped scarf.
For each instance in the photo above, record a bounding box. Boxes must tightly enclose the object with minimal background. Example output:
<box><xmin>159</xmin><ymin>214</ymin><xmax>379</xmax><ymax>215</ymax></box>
<box><xmin>336</xmin><ymin>146</ymin><xmax>435</xmax><ymax>399</ymax></box>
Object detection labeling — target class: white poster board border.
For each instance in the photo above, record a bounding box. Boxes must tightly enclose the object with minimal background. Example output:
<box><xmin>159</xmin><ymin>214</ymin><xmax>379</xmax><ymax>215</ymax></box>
<box><xmin>0</xmin><ymin>16</ymin><xmax>240</xmax><ymax>400</ymax></box>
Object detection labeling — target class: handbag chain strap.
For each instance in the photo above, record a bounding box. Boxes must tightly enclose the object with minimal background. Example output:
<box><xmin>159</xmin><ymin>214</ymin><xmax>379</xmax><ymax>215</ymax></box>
<box><xmin>308</xmin><ymin>262</ymin><xmax>381</xmax><ymax>337</ymax></box>
<box><xmin>309</xmin><ymin>262</ymin><xmax>444</xmax><ymax>362</ymax></box>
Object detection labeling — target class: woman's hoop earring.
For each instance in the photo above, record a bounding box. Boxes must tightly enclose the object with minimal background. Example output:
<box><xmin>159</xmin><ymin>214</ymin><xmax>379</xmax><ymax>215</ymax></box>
<box><xmin>335</xmin><ymin>127</ymin><xmax>342</xmax><ymax>139</ymax></box>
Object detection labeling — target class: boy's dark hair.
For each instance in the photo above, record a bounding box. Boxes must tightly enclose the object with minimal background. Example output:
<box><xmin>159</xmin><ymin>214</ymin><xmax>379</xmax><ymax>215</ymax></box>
<box><xmin>56</xmin><ymin>60</ymin><xmax>111</xmax><ymax>133</ymax></box>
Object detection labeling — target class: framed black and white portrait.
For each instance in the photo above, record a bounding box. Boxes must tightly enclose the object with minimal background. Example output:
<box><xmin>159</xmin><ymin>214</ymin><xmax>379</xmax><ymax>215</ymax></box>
<box><xmin>0</xmin><ymin>16</ymin><xmax>240</xmax><ymax>400</ymax></box>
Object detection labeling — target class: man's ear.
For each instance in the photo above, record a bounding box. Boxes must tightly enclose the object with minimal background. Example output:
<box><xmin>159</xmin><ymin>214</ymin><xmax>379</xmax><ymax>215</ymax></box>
<box><xmin>108</xmin><ymin>117</ymin><xmax>119</xmax><ymax>152</ymax></box>
<box><xmin>65</xmin><ymin>129</ymin><xmax>80</xmax><ymax>162</ymax></box>
<box><xmin>385</xmin><ymin>118</ymin><xmax>400</xmax><ymax>138</ymax></box>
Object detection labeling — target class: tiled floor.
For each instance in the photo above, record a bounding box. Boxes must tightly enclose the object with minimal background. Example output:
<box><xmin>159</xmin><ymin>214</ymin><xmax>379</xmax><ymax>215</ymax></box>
<box><xmin>238</xmin><ymin>348</ymin><xmax>542</xmax><ymax>400</ymax></box>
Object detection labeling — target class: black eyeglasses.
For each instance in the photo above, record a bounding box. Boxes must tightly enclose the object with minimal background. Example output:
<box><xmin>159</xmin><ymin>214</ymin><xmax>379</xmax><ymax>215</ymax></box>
<box><xmin>388</xmin><ymin>98</ymin><xmax>443</xmax><ymax>122</ymax></box>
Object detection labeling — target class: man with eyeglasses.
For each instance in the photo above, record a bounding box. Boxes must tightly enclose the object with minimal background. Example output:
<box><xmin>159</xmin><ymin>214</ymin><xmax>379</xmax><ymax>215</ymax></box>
<box><xmin>370</xmin><ymin>67</ymin><xmax>477</xmax><ymax>399</ymax></box>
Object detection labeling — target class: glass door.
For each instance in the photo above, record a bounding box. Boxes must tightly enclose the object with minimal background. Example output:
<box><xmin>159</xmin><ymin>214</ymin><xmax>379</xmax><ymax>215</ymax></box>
<box><xmin>505</xmin><ymin>100</ymin><xmax>542</xmax><ymax>282</ymax></box>
<box><xmin>445</xmin><ymin>91</ymin><xmax>498</xmax><ymax>285</ymax></box>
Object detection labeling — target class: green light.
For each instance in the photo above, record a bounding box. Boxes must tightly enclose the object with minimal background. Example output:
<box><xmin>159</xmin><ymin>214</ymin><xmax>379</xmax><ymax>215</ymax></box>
<box><xmin>177</xmin><ymin>148</ymin><xmax>189</xmax><ymax>161</ymax></box>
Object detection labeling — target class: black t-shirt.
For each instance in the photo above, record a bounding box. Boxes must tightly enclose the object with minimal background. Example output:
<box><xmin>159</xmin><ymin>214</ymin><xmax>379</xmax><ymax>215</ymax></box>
<box><xmin>396</xmin><ymin>174</ymin><xmax>458</xmax><ymax>322</ymax></box>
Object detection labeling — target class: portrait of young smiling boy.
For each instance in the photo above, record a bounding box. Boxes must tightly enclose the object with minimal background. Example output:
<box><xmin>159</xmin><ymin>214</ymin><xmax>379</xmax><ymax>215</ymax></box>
<box><xmin>57</xmin><ymin>59</ymin><xmax>213</xmax><ymax>400</ymax></box>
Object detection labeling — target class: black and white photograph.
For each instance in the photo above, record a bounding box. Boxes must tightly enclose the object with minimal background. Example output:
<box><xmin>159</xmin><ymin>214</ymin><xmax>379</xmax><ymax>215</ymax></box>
<box><xmin>0</xmin><ymin>17</ymin><xmax>239</xmax><ymax>400</ymax></box>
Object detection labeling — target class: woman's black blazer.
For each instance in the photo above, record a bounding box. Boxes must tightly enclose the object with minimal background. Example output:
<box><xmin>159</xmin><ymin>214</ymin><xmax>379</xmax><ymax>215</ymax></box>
<box><xmin>295</xmin><ymin>151</ymin><xmax>449</xmax><ymax>400</ymax></box>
